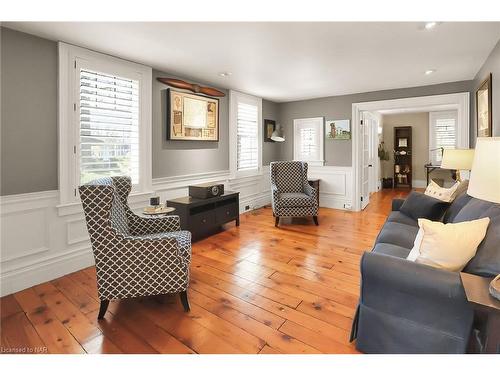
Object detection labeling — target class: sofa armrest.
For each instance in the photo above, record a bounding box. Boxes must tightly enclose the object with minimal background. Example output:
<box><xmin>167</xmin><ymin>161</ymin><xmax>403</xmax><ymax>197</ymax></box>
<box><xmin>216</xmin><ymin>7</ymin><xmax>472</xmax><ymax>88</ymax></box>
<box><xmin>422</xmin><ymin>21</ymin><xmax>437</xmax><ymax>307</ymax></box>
<box><xmin>391</xmin><ymin>198</ymin><xmax>405</xmax><ymax>211</ymax></box>
<box><xmin>361</xmin><ymin>251</ymin><xmax>467</xmax><ymax>303</ymax></box>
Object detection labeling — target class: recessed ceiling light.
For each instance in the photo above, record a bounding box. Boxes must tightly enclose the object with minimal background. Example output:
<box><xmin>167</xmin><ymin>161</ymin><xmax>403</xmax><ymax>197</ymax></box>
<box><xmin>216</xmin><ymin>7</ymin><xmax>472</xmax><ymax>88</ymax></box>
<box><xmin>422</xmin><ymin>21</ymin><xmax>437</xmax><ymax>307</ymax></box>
<box><xmin>425</xmin><ymin>69</ymin><xmax>436</xmax><ymax>75</ymax></box>
<box><xmin>218</xmin><ymin>72</ymin><xmax>232</xmax><ymax>78</ymax></box>
<box><xmin>424</xmin><ymin>22</ymin><xmax>438</xmax><ymax>30</ymax></box>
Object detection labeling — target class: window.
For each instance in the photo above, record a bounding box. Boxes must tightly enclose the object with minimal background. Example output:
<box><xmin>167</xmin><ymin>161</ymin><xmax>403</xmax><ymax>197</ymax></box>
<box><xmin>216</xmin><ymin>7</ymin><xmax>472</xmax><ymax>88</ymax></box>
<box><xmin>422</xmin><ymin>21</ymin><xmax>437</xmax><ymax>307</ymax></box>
<box><xmin>429</xmin><ymin>111</ymin><xmax>458</xmax><ymax>165</ymax></box>
<box><xmin>59</xmin><ymin>43</ymin><xmax>152</xmax><ymax>205</ymax></box>
<box><xmin>229</xmin><ymin>91</ymin><xmax>262</xmax><ymax>177</ymax></box>
<box><xmin>237</xmin><ymin>102</ymin><xmax>259</xmax><ymax>171</ymax></box>
<box><xmin>79</xmin><ymin>69</ymin><xmax>140</xmax><ymax>184</ymax></box>
<box><xmin>293</xmin><ymin>117</ymin><xmax>324</xmax><ymax>166</ymax></box>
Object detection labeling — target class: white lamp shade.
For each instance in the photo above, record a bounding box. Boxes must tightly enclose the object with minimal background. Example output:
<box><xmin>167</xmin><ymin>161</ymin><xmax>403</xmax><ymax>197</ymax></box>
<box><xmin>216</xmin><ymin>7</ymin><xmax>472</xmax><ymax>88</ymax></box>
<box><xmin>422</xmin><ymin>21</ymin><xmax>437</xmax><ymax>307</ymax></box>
<box><xmin>440</xmin><ymin>149</ymin><xmax>475</xmax><ymax>170</ymax></box>
<box><xmin>467</xmin><ymin>137</ymin><xmax>500</xmax><ymax>203</ymax></box>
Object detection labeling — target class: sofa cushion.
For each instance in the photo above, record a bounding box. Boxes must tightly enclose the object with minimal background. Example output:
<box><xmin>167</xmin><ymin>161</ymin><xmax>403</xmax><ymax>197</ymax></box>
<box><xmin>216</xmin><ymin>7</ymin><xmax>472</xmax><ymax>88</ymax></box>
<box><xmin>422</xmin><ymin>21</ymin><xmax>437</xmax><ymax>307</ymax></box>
<box><xmin>400</xmin><ymin>191</ymin><xmax>450</xmax><ymax>221</ymax></box>
<box><xmin>424</xmin><ymin>180</ymin><xmax>460</xmax><ymax>202</ymax></box>
<box><xmin>386</xmin><ymin>211</ymin><xmax>418</xmax><ymax>227</ymax></box>
<box><xmin>375</xmin><ymin>222</ymin><xmax>419</xmax><ymax>249</ymax></box>
<box><xmin>408</xmin><ymin>218</ymin><xmax>490</xmax><ymax>272</ymax></box>
<box><xmin>452</xmin><ymin>197</ymin><xmax>500</xmax><ymax>223</ymax></box>
<box><xmin>372</xmin><ymin>243</ymin><xmax>411</xmax><ymax>259</ymax></box>
<box><xmin>278</xmin><ymin>192</ymin><xmax>315</xmax><ymax>208</ymax></box>
<box><xmin>443</xmin><ymin>192</ymin><xmax>473</xmax><ymax>224</ymax></box>
<box><xmin>461</xmin><ymin>199</ymin><xmax>500</xmax><ymax>277</ymax></box>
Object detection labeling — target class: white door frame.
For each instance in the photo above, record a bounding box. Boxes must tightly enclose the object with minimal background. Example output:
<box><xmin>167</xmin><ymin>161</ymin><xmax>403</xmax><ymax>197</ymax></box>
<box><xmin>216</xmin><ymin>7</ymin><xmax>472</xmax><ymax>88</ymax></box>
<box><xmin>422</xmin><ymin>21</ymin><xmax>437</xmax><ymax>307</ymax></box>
<box><xmin>351</xmin><ymin>92</ymin><xmax>470</xmax><ymax>211</ymax></box>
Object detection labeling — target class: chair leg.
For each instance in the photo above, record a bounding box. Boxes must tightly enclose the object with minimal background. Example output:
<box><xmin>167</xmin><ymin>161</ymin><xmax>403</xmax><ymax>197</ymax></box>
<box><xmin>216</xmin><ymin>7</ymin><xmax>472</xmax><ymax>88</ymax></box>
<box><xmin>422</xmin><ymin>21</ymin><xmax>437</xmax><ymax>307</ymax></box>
<box><xmin>97</xmin><ymin>300</ymin><xmax>109</xmax><ymax>320</ymax></box>
<box><xmin>275</xmin><ymin>216</ymin><xmax>280</xmax><ymax>227</ymax></box>
<box><xmin>179</xmin><ymin>291</ymin><xmax>190</xmax><ymax>312</ymax></box>
<box><xmin>313</xmin><ymin>216</ymin><xmax>319</xmax><ymax>225</ymax></box>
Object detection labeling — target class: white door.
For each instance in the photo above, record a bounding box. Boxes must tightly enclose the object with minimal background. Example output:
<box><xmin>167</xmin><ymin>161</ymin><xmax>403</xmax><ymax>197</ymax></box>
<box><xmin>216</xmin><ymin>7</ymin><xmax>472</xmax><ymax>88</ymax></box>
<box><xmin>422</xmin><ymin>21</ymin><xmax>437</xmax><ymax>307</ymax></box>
<box><xmin>360</xmin><ymin>112</ymin><xmax>371</xmax><ymax>209</ymax></box>
<box><xmin>366</xmin><ymin>113</ymin><xmax>379</xmax><ymax>194</ymax></box>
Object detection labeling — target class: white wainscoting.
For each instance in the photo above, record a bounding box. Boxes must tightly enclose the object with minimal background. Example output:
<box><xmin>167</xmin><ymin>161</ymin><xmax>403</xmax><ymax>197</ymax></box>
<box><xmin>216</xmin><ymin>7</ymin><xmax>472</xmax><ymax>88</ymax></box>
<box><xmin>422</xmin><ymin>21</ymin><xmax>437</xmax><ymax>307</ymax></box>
<box><xmin>309</xmin><ymin>166</ymin><xmax>353</xmax><ymax>210</ymax></box>
<box><xmin>0</xmin><ymin>190</ymin><xmax>94</xmax><ymax>297</ymax></box>
<box><xmin>0</xmin><ymin>168</ymin><xmax>273</xmax><ymax>296</ymax></box>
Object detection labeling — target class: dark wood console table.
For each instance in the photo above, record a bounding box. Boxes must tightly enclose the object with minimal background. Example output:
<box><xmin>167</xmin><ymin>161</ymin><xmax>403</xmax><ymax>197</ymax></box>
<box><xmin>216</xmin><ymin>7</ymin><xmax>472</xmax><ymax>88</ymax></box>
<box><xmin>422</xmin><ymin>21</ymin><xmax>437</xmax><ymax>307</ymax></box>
<box><xmin>167</xmin><ymin>191</ymin><xmax>239</xmax><ymax>241</ymax></box>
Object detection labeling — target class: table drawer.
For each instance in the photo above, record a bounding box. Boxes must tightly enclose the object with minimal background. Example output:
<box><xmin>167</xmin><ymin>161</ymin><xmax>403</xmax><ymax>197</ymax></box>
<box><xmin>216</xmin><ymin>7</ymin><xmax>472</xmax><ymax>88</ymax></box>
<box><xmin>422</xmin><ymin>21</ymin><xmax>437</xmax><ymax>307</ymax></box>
<box><xmin>189</xmin><ymin>211</ymin><xmax>216</xmax><ymax>231</ymax></box>
<box><xmin>215</xmin><ymin>203</ymin><xmax>239</xmax><ymax>224</ymax></box>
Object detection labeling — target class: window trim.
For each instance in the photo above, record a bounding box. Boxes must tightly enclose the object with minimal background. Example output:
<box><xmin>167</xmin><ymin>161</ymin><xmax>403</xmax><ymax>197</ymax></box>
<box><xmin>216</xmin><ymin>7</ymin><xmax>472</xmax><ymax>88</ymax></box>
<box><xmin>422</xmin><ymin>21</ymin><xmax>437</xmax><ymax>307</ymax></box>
<box><xmin>429</xmin><ymin>110</ymin><xmax>458</xmax><ymax>165</ymax></box>
<box><xmin>229</xmin><ymin>90</ymin><xmax>263</xmax><ymax>178</ymax></box>
<box><xmin>58</xmin><ymin>43</ymin><xmax>152</xmax><ymax>205</ymax></box>
<box><xmin>293</xmin><ymin>117</ymin><xmax>325</xmax><ymax>166</ymax></box>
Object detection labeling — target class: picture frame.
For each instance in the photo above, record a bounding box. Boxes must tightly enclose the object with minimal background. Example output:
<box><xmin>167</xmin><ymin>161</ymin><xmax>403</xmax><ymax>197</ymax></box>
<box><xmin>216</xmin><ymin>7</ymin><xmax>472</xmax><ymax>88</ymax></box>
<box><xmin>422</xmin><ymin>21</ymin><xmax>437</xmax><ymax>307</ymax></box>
<box><xmin>326</xmin><ymin>119</ymin><xmax>351</xmax><ymax>140</ymax></box>
<box><xmin>264</xmin><ymin>119</ymin><xmax>276</xmax><ymax>142</ymax></box>
<box><xmin>476</xmin><ymin>73</ymin><xmax>492</xmax><ymax>138</ymax></box>
<box><xmin>166</xmin><ymin>89</ymin><xmax>219</xmax><ymax>141</ymax></box>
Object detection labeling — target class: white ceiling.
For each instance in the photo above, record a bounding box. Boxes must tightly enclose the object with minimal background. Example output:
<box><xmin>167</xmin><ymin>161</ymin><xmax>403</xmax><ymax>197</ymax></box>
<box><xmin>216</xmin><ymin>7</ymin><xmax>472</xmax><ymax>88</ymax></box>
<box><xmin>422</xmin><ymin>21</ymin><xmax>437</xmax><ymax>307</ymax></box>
<box><xmin>5</xmin><ymin>22</ymin><xmax>500</xmax><ymax>102</ymax></box>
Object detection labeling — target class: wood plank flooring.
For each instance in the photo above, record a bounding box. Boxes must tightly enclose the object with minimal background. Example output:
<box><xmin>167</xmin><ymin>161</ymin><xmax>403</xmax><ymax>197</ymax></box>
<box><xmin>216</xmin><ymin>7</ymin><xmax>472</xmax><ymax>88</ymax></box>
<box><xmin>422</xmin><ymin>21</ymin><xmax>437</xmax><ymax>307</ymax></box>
<box><xmin>0</xmin><ymin>189</ymin><xmax>411</xmax><ymax>354</ymax></box>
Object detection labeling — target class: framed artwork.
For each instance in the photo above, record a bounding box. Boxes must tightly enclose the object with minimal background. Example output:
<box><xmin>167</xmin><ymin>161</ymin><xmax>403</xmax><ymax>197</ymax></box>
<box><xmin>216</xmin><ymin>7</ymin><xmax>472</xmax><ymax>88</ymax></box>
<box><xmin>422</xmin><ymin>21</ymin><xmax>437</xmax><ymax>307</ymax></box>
<box><xmin>264</xmin><ymin>119</ymin><xmax>276</xmax><ymax>142</ymax></box>
<box><xmin>326</xmin><ymin>119</ymin><xmax>351</xmax><ymax>140</ymax></box>
<box><xmin>476</xmin><ymin>73</ymin><xmax>492</xmax><ymax>137</ymax></box>
<box><xmin>166</xmin><ymin>89</ymin><xmax>219</xmax><ymax>141</ymax></box>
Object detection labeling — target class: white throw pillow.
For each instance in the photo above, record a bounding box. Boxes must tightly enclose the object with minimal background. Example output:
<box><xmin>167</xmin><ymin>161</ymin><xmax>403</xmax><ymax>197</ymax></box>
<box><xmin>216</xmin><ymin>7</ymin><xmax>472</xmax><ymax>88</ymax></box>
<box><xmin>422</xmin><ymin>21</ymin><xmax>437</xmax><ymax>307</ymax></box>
<box><xmin>406</xmin><ymin>217</ymin><xmax>490</xmax><ymax>271</ymax></box>
<box><xmin>424</xmin><ymin>180</ymin><xmax>459</xmax><ymax>202</ymax></box>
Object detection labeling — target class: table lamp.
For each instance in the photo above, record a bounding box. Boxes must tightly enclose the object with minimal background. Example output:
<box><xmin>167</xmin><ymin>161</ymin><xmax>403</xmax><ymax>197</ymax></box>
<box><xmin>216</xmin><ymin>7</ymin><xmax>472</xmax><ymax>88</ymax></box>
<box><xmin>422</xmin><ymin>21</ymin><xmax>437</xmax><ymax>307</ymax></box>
<box><xmin>468</xmin><ymin>137</ymin><xmax>500</xmax><ymax>301</ymax></box>
<box><xmin>467</xmin><ymin>137</ymin><xmax>500</xmax><ymax>203</ymax></box>
<box><xmin>440</xmin><ymin>148</ymin><xmax>475</xmax><ymax>181</ymax></box>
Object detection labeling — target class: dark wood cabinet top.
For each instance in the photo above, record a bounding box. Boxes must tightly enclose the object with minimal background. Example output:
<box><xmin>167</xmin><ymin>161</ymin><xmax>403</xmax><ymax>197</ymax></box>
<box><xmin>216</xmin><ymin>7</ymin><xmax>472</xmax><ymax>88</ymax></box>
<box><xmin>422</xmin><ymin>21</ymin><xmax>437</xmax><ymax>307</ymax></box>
<box><xmin>167</xmin><ymin>191</ymin><xmax>239</xmax><ymax>207</ymax></box>
<box><xmin>460</xmin><ymin>272</ymin><xmax>500</xmax><ymax>311</ymax></box>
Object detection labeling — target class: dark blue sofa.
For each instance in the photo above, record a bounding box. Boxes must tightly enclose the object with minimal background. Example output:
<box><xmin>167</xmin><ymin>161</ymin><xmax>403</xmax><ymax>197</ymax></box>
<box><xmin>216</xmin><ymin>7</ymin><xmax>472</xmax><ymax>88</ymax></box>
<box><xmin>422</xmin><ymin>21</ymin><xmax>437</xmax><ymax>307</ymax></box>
<box><xmin>350</xmin><ymin>191</ymin><xmax>500</xmax><ymax>353</ymax></box>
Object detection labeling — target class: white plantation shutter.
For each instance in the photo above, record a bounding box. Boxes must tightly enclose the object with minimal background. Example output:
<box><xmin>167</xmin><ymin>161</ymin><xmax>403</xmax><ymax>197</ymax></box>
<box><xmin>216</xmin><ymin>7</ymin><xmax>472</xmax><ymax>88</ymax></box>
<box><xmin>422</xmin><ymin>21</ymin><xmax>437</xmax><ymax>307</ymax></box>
<box><xmin>293</xmin><ymin>117</ymin><xmax>324</xmax><ymax>165</ymax></box>
<box><xmin>300</xmin><ymin>127</ymin><xmax>317</xmax><ymax>157</ymax></box>
<box><xmin>430</xmin><ymin>111</ymin><xmax>457</xmax><ymax>164</ymax></box>
<box><xmin>237</xmin><ymin>102</ymin><xmax>259</xmax><ymax>171</ymax></box>
<box><xmin>79</xmin><ymin>69</ymin><xmax>140</xmax><ymax>184</ymax></box>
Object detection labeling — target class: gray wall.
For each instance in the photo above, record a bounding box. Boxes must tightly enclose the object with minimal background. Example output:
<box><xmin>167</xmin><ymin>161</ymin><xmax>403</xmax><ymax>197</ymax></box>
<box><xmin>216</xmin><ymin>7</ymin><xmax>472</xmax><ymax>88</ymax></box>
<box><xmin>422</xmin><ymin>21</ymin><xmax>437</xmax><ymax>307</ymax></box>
<box><xmin>471</xmin><ymin>38</ymin><xmax>500</xmax><ymax>146</ymax></box>
<box><xmin>152</xmin><ymin>69</ymin><xmax>230</xmax><ymax>178</ymax></box>
<box><xmin>0</xmin><ymin>27</ymin><xmax>283</xmax><ymax>195</ymax></box>
<box><xmin>1</xmin><ymin>27</ymin><xmax>58</xmax><ymax>195</ymax></box>
<box><xmin>278</xmin><ymin>80</ymin><xmax>472</xmax><ymax>166</ymax></box>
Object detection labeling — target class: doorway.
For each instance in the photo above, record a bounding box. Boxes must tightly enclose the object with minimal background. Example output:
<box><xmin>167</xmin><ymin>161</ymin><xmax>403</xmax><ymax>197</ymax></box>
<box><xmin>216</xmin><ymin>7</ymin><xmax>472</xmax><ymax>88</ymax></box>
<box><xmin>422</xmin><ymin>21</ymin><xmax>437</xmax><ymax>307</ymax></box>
<box><xmin>351</xmin><ymin>92</ymin><xmax>470</xmax><ymax>211</ymax></box>
<box><xmin>360</xmin><ymin>111</ymin><xmax>381</xmax><ymax>209</ymax></box>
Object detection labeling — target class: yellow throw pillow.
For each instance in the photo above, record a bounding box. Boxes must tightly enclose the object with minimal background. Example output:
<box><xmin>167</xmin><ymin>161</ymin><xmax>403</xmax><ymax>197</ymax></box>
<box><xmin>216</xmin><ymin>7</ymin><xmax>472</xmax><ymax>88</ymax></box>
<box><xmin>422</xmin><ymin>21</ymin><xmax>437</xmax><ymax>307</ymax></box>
<box><xmin>407</xmin><ymin>217</ymin><xmax>490</xmax><ymax>271</ymax></box>
<box><xmin>424</xmin><ymin>180</ymin><xmax>459</xmax><ymax>202</ymax></box>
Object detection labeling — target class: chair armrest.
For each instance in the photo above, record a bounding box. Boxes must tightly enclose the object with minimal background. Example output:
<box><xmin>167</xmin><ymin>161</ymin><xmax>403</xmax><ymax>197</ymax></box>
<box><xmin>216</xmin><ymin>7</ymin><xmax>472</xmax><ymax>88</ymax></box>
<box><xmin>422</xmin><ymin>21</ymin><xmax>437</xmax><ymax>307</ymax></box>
<box><xmin>360</xmin><ymin>251</ymin><xmax>467</xmax><ymax>303</ymax></box>
<box><xmin>120</xmin><ymin>230</ymin><xmax>191</xmax><ymax>264</ymax></box>
<box><xmin>128</xmin><ymin>213</ymin><xmax>181</xmax><ymax>235</ymax></box>
<box><xmin>391</xmin><ymin>198</ymin><xmax>405</xmax><ymax>211</ymax></box>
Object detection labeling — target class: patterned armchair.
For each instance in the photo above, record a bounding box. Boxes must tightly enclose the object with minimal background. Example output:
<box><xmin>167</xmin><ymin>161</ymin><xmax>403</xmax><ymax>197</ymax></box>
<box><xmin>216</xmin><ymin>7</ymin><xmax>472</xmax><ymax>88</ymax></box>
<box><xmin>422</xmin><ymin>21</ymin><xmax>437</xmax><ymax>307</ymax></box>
<box><xmin>79</xmin><ymin>176</ymin><xmax>191</xmax><ymax>320</ymax></box>
<box><xmin>270</xmin><ymin>161</ymin><xmax>319</xmax><ymax>226</ymax></box>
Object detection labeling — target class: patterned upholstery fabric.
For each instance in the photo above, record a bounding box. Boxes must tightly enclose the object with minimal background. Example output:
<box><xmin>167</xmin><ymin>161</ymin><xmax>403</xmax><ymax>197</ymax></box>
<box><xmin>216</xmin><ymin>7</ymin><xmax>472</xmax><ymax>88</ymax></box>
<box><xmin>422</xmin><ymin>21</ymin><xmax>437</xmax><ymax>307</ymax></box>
<box><xmin>79</xmin><ymin>176</ymin><xmax>191</xmax><ymax>301</ymax></box>
<box><xmin>278</xmin><ymin>192</ymin><xmax>315</xmax><ymax>208</ymax></box>
<box><xmin>270</xmin><ymin>161</ymin><xmax>318</xmax><ymax>218</ymax></box>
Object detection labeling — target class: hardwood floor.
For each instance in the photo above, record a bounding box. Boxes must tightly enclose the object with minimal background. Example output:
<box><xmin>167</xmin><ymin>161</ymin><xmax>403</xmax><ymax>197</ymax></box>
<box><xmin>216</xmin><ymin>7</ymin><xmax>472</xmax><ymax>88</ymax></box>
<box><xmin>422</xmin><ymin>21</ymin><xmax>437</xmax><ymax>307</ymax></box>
<box><xmin>0</xmin><ymin>189</ymin><xmax>411</xmax><ymax>354</ymax></box>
